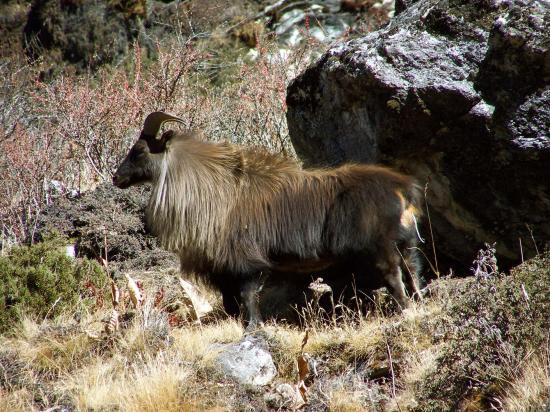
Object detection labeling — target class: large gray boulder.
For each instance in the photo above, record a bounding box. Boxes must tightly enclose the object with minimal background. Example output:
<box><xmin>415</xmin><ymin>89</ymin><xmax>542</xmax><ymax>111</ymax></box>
<box><xmin>286</xmin><ymin>0</ymin><xmax>549</xmax><ymax>271</ymax></box>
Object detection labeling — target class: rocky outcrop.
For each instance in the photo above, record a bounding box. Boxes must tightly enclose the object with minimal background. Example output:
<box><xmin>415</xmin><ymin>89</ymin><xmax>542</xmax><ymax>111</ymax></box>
<box><xmin>269</xmin><ymin>0</ymin><xmax>394</xmax><ymax>47</ymax></box>
<box><xmin>19</xmin><ymin>0</ymin><xmax>394</xmax><ymax>74</ymax></box>
<box><xmin>286</xmin><ymin>0</ymin><xmax>549</xmax><ymax>271</ymax></box>
<box><xmin>21</xmin><ymin>0</ymin><xmax>244</xmax><ymax>73</ymax></box>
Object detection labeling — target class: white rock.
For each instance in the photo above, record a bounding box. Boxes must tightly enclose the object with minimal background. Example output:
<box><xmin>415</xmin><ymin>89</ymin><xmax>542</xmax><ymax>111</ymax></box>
<box><xmin>213</xmin><ymin>335</ymin><xmax>277</xmax><ymax>386</ymax></box>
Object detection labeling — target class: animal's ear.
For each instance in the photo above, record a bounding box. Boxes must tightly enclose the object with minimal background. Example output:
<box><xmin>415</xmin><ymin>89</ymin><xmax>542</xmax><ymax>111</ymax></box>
<box><xmin>158</xmin><ymin>130</ymin><xmax>177</xmax><ymax>148</ymax></box>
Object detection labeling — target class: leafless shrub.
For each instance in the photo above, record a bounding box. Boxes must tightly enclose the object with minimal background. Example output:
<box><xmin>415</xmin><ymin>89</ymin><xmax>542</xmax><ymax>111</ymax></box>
<box><xmin>0</xmin><ymin>33</ymin><xmax>319</xmax><ymax>246</ymax></box>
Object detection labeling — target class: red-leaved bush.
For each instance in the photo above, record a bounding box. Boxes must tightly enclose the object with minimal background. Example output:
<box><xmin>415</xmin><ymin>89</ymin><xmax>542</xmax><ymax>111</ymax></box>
<box><xmin>0</xmin><ymin>36</ymin><xmax>316</xmax><ymax>246</ymax></box>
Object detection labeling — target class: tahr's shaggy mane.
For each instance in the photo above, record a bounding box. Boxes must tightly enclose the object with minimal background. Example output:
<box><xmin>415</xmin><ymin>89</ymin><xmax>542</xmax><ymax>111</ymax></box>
<box><xmin>114</xmin><ymin>112</ymin><xmax>423</xmax><ymax>325</ymax></box>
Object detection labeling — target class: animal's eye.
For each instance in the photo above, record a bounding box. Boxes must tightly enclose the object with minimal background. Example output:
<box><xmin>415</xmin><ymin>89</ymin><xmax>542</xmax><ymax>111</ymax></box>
<box><xmin>129</xmin><ymin>148</ymin><xmax>145</xmax><ymax>161</ymax></box>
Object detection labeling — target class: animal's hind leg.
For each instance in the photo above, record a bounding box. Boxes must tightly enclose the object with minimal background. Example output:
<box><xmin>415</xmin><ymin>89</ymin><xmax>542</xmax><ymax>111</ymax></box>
<box><xmin>400</xmin><ymin>245</ymin><xmax>423</xmax><ymax>301</ymax></box>
<box><xmin>377</xmin><ymin>244</ymin><xmax>410</xmax><ymax>310</ymax></box>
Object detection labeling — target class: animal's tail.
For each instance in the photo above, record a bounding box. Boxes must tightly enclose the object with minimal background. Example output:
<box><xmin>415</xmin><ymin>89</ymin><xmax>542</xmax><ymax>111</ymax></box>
<box><xmin>404</xmin><ymin>181</ymin><xmax>425</xmax><ymax>243</ymax></box>
<box><xmin>399</xmin><ymin>181</ymin><xmax>425</xmax><ymax>296</ymax></box>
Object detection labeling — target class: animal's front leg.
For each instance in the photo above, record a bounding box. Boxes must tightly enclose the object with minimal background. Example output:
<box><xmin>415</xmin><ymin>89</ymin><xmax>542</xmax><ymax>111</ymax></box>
<box><xmin>240</xmin><ymin>278</ymin><xmax>264</xmax><ymax>330</ymax></box>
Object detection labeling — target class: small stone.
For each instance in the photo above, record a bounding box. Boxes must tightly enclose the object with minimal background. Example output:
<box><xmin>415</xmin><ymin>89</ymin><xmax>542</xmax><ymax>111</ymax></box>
<box><xmin>264</xmin><ymin>383</ymin><xmax>301</xmax><ymax>408</ymax></box>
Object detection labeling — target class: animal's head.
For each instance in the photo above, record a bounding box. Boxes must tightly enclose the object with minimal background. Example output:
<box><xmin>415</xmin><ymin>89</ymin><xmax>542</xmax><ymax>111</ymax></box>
<box><xmin>113</xmin><ymin>112</ymin><xmax>184</xmax><ymax>189</ymax></box>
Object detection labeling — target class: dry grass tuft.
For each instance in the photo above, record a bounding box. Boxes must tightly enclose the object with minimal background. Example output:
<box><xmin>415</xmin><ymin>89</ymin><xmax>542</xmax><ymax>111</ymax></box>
<box><xmin>497</xmin><ymin>348</ymin><xmax>550</xmax><ymax>411</ymax></box>
<box><xmin>388</xmin><ymin>346</ymin><xmax>440</xmax><ymax>410</ymax></box>
<box><xmin>1</xmin><ymin>308</ymin><xmax>245</xmax><ymax>410</ymax></box>
<box><xmin>6</xmin><ymin>316</ymin><xmax>98</xmax><ymax>378</ymax></box>
<box><xmin>60</xmin><ymin>353</ymin><xmax>194</xmax><ymax>412</ymax></box>
<box><xmin>0</xmin><ymin>387</ymin><xmax>37</xmax><ymax>412</ymax></box>
<box><xmin>327</xmin><ymin>389</ymin><xmax>367</xmax><ymax>412</ymax></box>
<box><xmin>171</xmin><ymin>318</ymin><xmax>244</xmax><ymax>368</ymax></box>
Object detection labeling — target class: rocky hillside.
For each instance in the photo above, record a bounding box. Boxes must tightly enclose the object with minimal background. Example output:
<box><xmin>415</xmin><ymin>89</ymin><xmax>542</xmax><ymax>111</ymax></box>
<box><xmin>0</xmin><ymin>0</ymin><xmax>548</xmax><ymax>411</ymax></box>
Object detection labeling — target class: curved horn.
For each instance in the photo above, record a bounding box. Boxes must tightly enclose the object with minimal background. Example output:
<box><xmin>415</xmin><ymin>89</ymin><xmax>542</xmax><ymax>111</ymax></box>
<box><xmin>140</xmin><ymin>112</ymin><xmax>185</xmax><ymax>140</ymax></box>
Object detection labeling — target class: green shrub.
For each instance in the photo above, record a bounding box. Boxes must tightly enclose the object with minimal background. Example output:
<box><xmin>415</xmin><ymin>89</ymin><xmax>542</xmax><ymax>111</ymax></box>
<box><xmin>415</xmin><ymin>246</ymin><xmax>549</xmax><ymax>410</ymax></box>
<box><xmin>0</xmin><ymin>237</ymin><xmax>108</xmax><ymax>333</ymax></box>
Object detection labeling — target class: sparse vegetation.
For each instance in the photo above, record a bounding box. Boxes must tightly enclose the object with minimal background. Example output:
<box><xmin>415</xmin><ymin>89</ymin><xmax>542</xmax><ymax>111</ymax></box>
<box><xmin>414</xmin><ymin>247</ymin><xmax>549</xmax><ymax>410</ymax></box>
<box><xmin>0</xmin><ymin>249</ymin><xmax>547</xmax><ymax>410</ymax></box>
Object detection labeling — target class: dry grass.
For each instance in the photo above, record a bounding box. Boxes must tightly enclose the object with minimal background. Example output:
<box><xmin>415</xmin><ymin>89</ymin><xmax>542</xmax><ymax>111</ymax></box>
<box><xmin>327</xmin><ymin>389</ymin><xmax>368</xmax><ymax>412</ymax></box>
<box><xmin>171</xmin><ymin>318</ymin><xmax>244</xmax><ymax>368</ymax></box>
<box><xmin>264</xmin><ymin>310</ymin><xmax>387</xmax><ymax>380</ymax></box>
<box><xmin>1</xmin><ymin>269</ymin><xmax>548</xmax><ymax>411</ymax></box>
<box><xmin>0</xmin><ymin>388</ymin><xmax>37</xmax><ymax>412</ymax></box>
<box><xmin>60</xmin><ymin>353</ymin><xmax>195</xmax><ymax>412</ymax></box>
<box><xmin>388</xmin><ymin>346</ymin><xmax>440</xmax><ymax>410</ymax></box>
<box><xmin>496</xmin><ymin>347</ymin><xmax>550</xmax><ymax>411</ymax></box>
<box><xmin>5</xmin><ymin>316</ymin><xmax>97</xmax><ymax>376</ymax></box>
<box><xmin>0</xmin><ymin>304</ymin><xmax>246</xmax><ymax>411</ymax></box>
